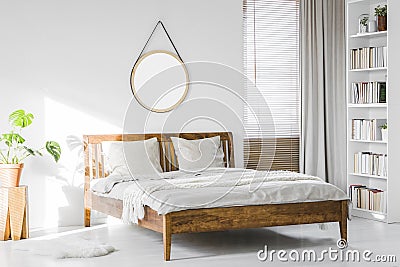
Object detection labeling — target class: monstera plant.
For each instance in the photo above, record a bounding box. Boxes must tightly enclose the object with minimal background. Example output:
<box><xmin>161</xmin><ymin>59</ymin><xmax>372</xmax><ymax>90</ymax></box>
<box><xmin>0</xmin><ymin>110</ymin><xmax>61</xmax><ymax>187</ymax></box>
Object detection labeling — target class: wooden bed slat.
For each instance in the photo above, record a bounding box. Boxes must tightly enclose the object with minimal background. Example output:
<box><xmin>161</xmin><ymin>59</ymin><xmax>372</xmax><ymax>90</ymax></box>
<box><xmin>169</xmin><ymin>141</ymin><xmax>176</xmax><ymax>172</ymax></box>
<box><xmin>159</xmin><ymin>141</ymin><xmax>166</xmax><ymax>173</ymax></box>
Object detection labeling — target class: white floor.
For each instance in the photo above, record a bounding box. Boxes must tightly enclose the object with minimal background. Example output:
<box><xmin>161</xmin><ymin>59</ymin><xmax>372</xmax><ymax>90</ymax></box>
<box><xmin>1</xmin><ymin>217</ymin><xmax>399</xmax><ymax>267</ymax></box>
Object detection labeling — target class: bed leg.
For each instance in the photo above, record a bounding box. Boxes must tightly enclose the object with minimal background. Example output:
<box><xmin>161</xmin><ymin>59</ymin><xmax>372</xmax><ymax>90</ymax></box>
<box><xmin>163</xmin><ymin>214</ymin><xmax>172</xmax><ymax>261</ymax></box>
<box><xmin>339</xmin><ymin>219</ymin><xmax>347</xmax><ymax>241</ymax></box>
<box><xmin>84</xmin><ymin>207</ymin><xmax>91</xmax><ymax>227</ymax></box>
<box><xmin>339</xmin><ymin>200</ymin><xmax>348</xmax><ymax>241</ymax></box>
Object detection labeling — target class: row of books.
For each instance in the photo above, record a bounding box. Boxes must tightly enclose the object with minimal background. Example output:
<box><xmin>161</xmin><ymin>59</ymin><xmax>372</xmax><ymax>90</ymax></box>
<box><xmin>350</xmin><ymin>46</ymin><xmax>387</xmax><ymax>70</ymax></box>
<box><xmin>349</xmin><ymin>184</ymin><xmax>386</xmax><ymax>213</ymax></box>
<box><xmin>351</xmin><ymin>119</ymin><xmax>386</xmax><ymax>141</ymax></box>
<box><xmin>350</xmin><ymin>82</ymin><xmax>386</xmax><ymax>104</ymax></box>
<box><xmin>354</xmin><ymin>152</ymin><xmax>387</xmax><ymax>177</ymax></box>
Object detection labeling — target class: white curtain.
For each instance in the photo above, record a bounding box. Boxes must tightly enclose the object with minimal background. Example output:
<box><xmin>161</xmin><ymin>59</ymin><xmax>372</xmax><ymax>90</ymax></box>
<box><xmin>300</xmin><ymin>0</ymin><xmax>346</xmax><ymax>189</ymax></box>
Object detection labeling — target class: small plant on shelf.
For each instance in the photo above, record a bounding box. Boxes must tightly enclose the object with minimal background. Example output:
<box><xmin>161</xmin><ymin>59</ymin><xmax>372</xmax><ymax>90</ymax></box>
<box><xmin>375</xmin><ymin>5</ymin><xmax>387</xmax><ymax>17</ymax></box>
<box><xmin>380</xmin><ymin>123</ymin><xmax>388</xmax><ymax>142</ymax></box>
<box><xmin>358</xmin><ymin>14</ymin><xmax>369</xmax><ymax>33</ymax></box>
<box><xmin>0</xmin><ymin>109</ymin><xmax>61</xmax><ymax>187</ymax></box>
<box><xmin>360</xmin><ymin>17</ymin><xmax>368</xmax><ymax>27</ymax></box>
<box><xmin>379</xmin><ymin>123</ymin><xmax>387</xmax><ymax>130</ymax></box>
<box><xmin>375</xmin><ymin>4</ymin><xmax>387</xmax><ymax>31</ymax></box>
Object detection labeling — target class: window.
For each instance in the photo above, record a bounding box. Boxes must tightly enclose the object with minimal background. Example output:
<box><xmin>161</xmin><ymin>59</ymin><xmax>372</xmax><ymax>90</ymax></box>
<box><xmin>243</xmin><ymin>0</ymin><xmax>300</xmax><ymax>171</ymax></box>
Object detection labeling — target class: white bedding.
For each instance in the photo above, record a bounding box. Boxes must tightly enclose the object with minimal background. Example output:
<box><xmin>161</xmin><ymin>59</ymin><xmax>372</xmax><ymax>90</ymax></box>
<box><xmin>91</xmin><ymin>168</ymin><xmax>348</xmax><ymax>224</ymax></box>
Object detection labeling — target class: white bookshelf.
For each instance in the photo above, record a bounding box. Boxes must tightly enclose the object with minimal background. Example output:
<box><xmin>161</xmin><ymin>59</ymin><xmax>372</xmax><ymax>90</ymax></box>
<box><xmin>346</xmin><ymin>0</ymin><xmax>400</xmax><ymax>223</ymax></box>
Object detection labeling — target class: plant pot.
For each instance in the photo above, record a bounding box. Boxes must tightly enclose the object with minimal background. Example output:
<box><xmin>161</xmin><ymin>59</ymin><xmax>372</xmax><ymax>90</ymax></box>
<box><xmin>360</xmin><ymin>25</ymin><xmax>368</xmax><ymax>33</ymax></box>
<box><xmin>381</xmin><ymin>129</ymin><xmax>388</xmax><ymax>142</ymax></box>
<box><xmin>0</xmin><ymin>163</ymin><xmax>24</xmax><ymax>187</ymax></box>
<box><xmin>377</xmin><ymin>16</ymin><xmax>387</xmax><ymax>31</ymax></box>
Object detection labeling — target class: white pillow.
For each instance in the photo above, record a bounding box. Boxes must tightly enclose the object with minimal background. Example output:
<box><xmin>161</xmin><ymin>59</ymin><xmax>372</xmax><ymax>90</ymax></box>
<box><xmin>102</xmin><ymin>137</ymin><xmax>162</xmax><ymax>177</ymax></box>
<box><xmin>171</xmin><ymin>136</ymin><xmax>225</xmax><ymax>172</ymax></box>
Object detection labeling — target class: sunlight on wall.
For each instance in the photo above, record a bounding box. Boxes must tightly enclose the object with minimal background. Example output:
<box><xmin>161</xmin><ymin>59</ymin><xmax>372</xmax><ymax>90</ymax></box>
<box><xmin>42</xmin><ymin>97</ymin><xmax>121</xmax><ymax>228</ymax></box>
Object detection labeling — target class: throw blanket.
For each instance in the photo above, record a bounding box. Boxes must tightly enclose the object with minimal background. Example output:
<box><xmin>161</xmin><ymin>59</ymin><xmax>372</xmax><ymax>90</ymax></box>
<box><xmin>91</xmin><ymin>173</ymin><xmax>136</xmax><ymax>194</ymax></box>
<box><xmin>121</xmin><ymin>168</ymin><xmax>323</xmax><ymax>224</ymax></box>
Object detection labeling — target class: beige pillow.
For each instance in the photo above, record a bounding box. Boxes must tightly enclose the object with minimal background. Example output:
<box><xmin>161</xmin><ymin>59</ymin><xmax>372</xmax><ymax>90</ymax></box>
<box><xmin>102</xmin><ymin>137</ymin><xmax>162</xmax><ymax>177</ymax></box>
<box><xmin>171</xmin><ymin>136</ymin><xmax>225</xmax><ymax>172</ymax></box>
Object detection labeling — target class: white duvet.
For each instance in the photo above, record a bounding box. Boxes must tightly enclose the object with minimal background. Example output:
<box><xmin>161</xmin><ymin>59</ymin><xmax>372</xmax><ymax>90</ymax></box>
<box><xmin>91</xmin><ymin>168</ymin><xmax>348</xmax><ymax>224</ymax></box>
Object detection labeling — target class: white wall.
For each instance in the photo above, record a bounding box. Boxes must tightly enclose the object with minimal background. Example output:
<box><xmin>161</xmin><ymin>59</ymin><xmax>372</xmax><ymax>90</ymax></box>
<box><xmin>0</xmin><ymin>0</ymin><xmax>243</xmax><ymax>228</ymax></box>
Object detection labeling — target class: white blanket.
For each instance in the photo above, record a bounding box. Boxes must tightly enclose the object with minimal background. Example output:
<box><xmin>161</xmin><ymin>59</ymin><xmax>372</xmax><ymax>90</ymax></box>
<box><xmin>91</xmin><ymin>173</ymin><xmax>136</xmax><ymax>194</ymax></box>
<box><xmin>115</xmin><ymin>168</ymin><xmax>347</xmax><ymax>224</ymax></box>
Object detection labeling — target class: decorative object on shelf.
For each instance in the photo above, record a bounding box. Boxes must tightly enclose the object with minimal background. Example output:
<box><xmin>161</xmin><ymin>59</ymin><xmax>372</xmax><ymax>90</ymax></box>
<box><xmin>0</xmin><ymin>110</ymin><xmax>61</xmax><ymax>187</ymax></box>
<box><xmin>358</xmin><ymin>14</ymin><xmax>369</xmax><ymax>34</ymax></box>
<box><xmin>130</xmin><ymin>21</ymin><xmax>189</xmax><ymax>113</ymax></box>
<box><xmin>375</xmin><ymin>5</ymin><xmax>387</xmax><ymax>32</ymax></box>
<box><xmin>380</xmin><ymin>123</ymin><xmax>388</xmax><ymax>142</ymax></box>
<box><xmin>368</xmin><ymin>19</ymin><xmax>377</xmax><ymax>33</ymax></box>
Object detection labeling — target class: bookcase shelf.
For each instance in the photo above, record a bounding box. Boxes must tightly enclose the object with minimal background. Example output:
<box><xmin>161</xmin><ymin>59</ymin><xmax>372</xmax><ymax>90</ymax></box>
<box><xmin>353</xmin><ymin>207</ymin><xmax>386</xmax><ymax>216</ymax></box>
<box><xmin>350</xmin><ymin>31</ymin><xmax>387</xmax><ymax>38</ymax></box>
<box><xmin>349</xmin><ymin>173</ymin><xmax>387</xmax><ymax>180</ymax></box>
<box><xmin>346</xmin><ymin>0</ymin><xmax>400</xmax><ymax>223</ymax></box>
<box><xmin>348</xmin><ymin>103</ymin><xmax>387</xmax><ymax>108</ymax></box>
<box><xmin>352</xmin><ymin>208</ymin><xmax>387</xmax><ymax>223</ymax></box>
<box><xmin>349</xmin><ymin>139</ymin><xmax>387</xmax><ymax>144</ymax></box>
<box><xmin>349</xmin><ymin>67</ymin><xmax>387</xmax><ymax>72</ymax></box>
<box><xmin>348</xmin><ymin>0</ymin><xmax>387</xmax><ymax>5</ymax></box>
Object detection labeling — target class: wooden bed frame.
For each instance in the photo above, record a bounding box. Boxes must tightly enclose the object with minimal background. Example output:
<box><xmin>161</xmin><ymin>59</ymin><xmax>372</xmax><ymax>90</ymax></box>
<box><xmin>83</xmin><ymin>132</ymin><xmax>348</xmax><ymax>261</ymax></box>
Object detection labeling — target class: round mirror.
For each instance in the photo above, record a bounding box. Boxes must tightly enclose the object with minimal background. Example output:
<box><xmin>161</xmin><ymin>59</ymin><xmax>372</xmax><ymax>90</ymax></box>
<box><xmin>130</xmin><ymin>50</ymin><xmax>189</xmax><ymax>113</ymax></box>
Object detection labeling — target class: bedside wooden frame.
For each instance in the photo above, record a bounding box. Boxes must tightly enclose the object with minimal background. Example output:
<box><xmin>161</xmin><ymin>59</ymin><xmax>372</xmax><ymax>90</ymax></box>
<box><xmin>83</xmin><ymin>132</ymin><xmax>348</xmax><ymax>261</ymax></box>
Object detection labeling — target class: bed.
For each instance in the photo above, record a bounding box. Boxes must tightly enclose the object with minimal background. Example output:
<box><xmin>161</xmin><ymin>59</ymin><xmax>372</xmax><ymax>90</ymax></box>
<box><xmin>83</xmin><ymin>132</ymin><xmax>348</xmax><ymax>261</ymax></box>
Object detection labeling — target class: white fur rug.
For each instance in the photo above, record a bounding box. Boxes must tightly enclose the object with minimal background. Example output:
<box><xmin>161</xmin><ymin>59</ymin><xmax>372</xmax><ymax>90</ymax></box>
<box><xmin>14</xmin><ymin>236</ymin><xmax>116</xmax><ymax>259</ymax></box>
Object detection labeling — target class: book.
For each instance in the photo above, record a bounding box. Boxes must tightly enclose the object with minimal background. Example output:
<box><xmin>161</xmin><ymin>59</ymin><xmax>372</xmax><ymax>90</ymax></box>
<box><xmin>350</xmin><ymin>46</ymin><xmax>387</xmax><ymax>69</ymax></box>
<box><xmin>351</xmin><ymin>119</ymin><xmax>387</xmax><ymax>141</ymax></box>
<box><xmin>354</xmin><ymin>152</ymin><xmax>387</xmax><ymax>177</ymax></box>
<box><xmin>378</xmin><ymin>82</ymin><xmax>386</xmax><ymax>103</ymax></box>
<box><xmin>350</xmin><ymin>81</ymin><xmax>387</xmax><ymax>104</ymax></box>
<box><xmin>348</xmin><ymin>185</ymin><xmax>386</xmax><ymax>213</ymax></box>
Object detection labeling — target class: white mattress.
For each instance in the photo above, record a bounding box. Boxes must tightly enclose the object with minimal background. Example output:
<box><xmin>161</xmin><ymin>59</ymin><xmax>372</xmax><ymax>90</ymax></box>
<box><xmin>91</xmin><ymin>168</ymin><xmax>348</xmax><ymax>216</ymax></box>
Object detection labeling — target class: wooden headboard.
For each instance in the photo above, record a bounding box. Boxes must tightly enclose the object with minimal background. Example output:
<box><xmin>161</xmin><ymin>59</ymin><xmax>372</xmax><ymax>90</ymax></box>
<box><xmin>83</xmin><ymin>132</ymin><xmax>235</xmax><ymax>181</ymax></box>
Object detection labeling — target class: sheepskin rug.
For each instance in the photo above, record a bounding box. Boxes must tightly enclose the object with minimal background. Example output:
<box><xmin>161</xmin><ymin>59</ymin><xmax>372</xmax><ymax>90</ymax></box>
<box><xmin>14</xmin><ymin>236</ymin><xmax>116</xmax><ymax>259</ymax></box>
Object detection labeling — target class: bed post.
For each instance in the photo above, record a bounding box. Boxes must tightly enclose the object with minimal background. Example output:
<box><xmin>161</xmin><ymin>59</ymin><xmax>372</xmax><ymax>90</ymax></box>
<box><xmin>83</xmin><ymin>136</ymin><xmax>91</xmax><ymax>227</ymax></box>
<box><xmin>163</xmin><ymin>214</ymin><xmax>172</xmax><ymax>261</ymax></box>
<box><xmin>339</xmin><ymin>200</ymin><xmax>348</xmax><ymax>241</ymax></box>
<box><xmin>84</xmin><ymin>207</ymin><xmax>91</xmax><ymax>227</ymax></box>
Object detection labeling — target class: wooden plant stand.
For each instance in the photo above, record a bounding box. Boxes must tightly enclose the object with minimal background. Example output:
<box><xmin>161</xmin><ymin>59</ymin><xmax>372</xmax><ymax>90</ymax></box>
<box><xmin>0</xmin><ymin>186</ymin><xmax>29</xmax><ymax>241</ymax></box>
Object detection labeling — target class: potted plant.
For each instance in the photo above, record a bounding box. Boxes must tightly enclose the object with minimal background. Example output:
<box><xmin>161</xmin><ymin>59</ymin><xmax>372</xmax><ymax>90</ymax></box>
<box><xmin>380</xmin><ymin>123</ymin><xmax>388</xmax><ymax>142</ymax></box>
<box><xmin>359</xmin><ymin>15</ymin><xmax>369</xmax><ymax>33</ymax></box>
<box><xmin>358</xmin><ymin>14</ymin><xmax>369</xmax><ymax>34</ymax></box>
<box><xmin>0</xmin><ymin>110</ymin><xmax>61</xmax><ymax>187</ymax></box>
<box><xmin>375</xmin><ymin>4</ymin><xmax>387</xmax><ymax>31</ymax></box>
